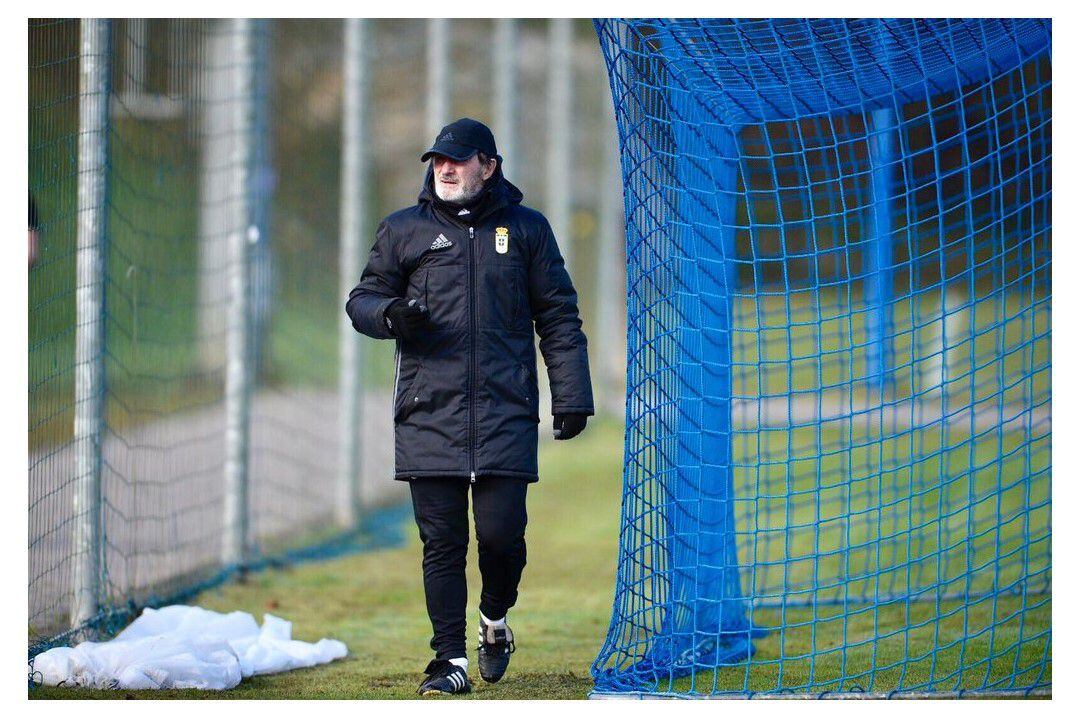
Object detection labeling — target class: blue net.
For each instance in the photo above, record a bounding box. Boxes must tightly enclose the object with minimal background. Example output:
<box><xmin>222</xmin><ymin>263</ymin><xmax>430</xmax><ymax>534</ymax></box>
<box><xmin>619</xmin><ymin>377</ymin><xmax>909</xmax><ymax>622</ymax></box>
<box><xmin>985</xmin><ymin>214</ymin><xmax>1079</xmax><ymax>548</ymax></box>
<box><xmin>592</xmin><ymin>19</ymin><xmax>1050</xmax><ymax>698</ymax></box>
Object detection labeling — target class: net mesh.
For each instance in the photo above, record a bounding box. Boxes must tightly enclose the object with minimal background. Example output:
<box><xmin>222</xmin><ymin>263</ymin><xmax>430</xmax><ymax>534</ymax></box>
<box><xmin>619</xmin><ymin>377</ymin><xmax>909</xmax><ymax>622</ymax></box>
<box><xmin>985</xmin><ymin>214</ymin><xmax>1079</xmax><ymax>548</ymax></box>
<box><xmin>591</xmin><ymin>18</ymin><xmax>1051</xmax><ymax>697</ymax></box>
<box><xmin>28</xmin><ymin>19</ymin><xmax>404</xmax><ymax>656</ymax></box>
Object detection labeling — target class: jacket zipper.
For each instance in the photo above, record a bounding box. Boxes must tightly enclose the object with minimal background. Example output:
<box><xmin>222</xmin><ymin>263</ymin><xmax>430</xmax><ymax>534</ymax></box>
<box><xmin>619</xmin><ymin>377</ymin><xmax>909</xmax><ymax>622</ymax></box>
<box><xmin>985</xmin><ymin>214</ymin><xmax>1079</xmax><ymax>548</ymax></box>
<box><xmin>468</xmin><ymin>225</ymin><xmax>477</xmax><ymax>484</ymax></box>
<box><xmin>434</xmin><ymin>197</ymin><xmax>496</xmax><ymax>485</ymax></box>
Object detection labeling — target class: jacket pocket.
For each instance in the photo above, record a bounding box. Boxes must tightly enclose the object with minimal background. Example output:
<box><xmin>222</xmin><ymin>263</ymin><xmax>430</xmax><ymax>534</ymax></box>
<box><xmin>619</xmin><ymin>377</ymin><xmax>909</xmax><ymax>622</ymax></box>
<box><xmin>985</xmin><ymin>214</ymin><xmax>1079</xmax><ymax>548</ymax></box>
<box><xmin>518</xmin><ymin>362</ymin><xmax>540</xmax><ymax>421</ymax></box>
<box><xmin>516</xmin><ymin>363</ymin><xmax>529</xmax><ymax>401</ymax></box>
<box><xmin>423</xmin><ymin>269</ymin><xmax>430</xmax><ymax>318</ymax></box>
<box><xmin>394</xmin><ymin>360</ymin><xmax>425</xmax><ymax>422</ymax></box>
<box><xmin>511</xmin><ymin>275</ymin><xmax>521</xmax><ymax>326</ymax></box>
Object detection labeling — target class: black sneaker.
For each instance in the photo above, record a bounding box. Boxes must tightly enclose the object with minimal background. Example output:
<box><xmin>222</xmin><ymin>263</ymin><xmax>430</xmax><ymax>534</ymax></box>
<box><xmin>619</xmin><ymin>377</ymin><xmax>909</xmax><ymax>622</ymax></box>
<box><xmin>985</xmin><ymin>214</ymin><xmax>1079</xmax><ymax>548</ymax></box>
<box><xmin>417</xmin><ymin>659</ymin><xmax>472</xmax><ymax>696</ymax></box>
<box><xmin>477</xmin><ymin>616</ymin><xmax>515</xmax><ymax>683</ymax></box>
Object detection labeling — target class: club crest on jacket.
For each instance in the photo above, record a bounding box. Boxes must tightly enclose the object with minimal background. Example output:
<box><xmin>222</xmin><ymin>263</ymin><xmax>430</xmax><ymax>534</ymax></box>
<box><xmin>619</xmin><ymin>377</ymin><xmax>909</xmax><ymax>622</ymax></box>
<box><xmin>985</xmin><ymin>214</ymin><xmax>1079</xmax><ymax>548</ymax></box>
<box><xmin>495</xmin><ymin>227</ymin><xmax>509</xmax><ymax>254</ymax></box>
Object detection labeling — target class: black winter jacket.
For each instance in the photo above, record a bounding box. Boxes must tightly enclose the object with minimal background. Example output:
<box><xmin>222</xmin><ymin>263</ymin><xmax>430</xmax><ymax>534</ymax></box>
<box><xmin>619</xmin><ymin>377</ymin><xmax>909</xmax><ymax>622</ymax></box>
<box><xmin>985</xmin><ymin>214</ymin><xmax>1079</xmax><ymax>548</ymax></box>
<box><xmin>346</xmin><ymin>165</ymin><xmax>594</xmax><ymax>482</ymax></box>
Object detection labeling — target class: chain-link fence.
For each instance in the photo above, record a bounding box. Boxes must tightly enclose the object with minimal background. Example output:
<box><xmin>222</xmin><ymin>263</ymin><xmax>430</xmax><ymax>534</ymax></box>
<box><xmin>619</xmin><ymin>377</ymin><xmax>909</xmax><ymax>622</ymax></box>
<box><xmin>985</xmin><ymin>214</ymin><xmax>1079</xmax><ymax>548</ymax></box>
<box><xmin>29</xmin><ymin>18</ymin><xmax>626</xmax><ymax>656</ymax></box>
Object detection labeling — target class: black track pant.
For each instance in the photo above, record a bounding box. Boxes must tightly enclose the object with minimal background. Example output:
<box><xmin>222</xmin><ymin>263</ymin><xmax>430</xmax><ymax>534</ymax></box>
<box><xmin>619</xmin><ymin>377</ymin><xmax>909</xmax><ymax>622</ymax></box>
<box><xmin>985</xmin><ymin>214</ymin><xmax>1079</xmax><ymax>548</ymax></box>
<box><xmin>408</xmin><ymin>476</ymin><xmax>529</xmax><ymax>661</ymax></box>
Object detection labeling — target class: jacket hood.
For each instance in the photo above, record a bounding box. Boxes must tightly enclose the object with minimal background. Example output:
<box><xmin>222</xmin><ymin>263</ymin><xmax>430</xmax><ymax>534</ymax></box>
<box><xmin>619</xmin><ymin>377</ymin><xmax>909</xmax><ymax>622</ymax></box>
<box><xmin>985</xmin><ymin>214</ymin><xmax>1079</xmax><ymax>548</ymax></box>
<box><xmin>418</xmin><ymin>160</ymin><xmax>524</xmax><ymax>220</ymax></box>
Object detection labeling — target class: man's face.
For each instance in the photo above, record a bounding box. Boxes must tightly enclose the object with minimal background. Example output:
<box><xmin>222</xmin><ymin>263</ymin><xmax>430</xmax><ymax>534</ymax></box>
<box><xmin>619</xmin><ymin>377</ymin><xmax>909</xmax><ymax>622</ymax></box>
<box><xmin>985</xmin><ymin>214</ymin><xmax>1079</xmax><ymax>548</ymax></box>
<box><xmin>433</xmin><ymin>154</ymin><xmax>496</xmax><ymax>204</ymax></box>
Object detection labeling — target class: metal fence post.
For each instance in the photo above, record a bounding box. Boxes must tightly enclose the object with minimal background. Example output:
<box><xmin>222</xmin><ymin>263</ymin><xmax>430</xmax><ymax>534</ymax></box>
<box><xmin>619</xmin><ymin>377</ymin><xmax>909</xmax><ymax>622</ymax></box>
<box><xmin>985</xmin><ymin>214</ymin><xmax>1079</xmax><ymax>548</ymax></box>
<box><xmin>426</xmin><ymin>19</ymin><xmax>449</xmax><ymax>139</ymax></box>
<box><xmin>493</xmin><ymin>19</ymin><xmax>517</xmax><ymax>174</ymax></box>
<box><xmin>337</xmin><ymin>19</ymin><xmax>369</xmax><ymax>528</ymax></box>
<box><xmin>546</xmin><ymin>18</ymin><xmax>573</xmax><ymax>272</ymax></box>
<box><xmin>222</xmin><ymin>18</ymin><xmax>255</xmax><ymax>569</ymax></box>
<box><xmin>923</xmin><ymin>289</ymin><xmax>967</xmax><ymax>396</ymax></box>
<box><xmin>71</xmin><ymin>17</ymin><xmax>110</xmax><ymax>632</ymax></box>
<box><xmin>124</xmin><ymin>19</ymin><xmax>146</xmax><ymax>96</ymax></box>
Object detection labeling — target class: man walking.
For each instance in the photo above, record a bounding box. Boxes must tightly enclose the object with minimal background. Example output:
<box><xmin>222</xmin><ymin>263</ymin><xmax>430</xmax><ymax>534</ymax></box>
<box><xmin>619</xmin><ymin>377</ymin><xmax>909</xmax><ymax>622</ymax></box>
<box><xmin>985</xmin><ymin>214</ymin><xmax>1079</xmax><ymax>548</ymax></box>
<box><xmin>346</xmin><ymin>118</ymin><xmax>593</xmax><ymax>695</ymax></box>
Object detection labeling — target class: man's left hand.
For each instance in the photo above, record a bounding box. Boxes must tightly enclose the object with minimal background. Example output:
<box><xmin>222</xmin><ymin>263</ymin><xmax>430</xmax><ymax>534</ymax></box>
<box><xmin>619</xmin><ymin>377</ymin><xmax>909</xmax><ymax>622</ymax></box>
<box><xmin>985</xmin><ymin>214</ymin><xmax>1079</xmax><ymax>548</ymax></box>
<box><xmin>553</xmin><ymin>414</ymin><xmax>588</xmax><ymax>441</ymax></box>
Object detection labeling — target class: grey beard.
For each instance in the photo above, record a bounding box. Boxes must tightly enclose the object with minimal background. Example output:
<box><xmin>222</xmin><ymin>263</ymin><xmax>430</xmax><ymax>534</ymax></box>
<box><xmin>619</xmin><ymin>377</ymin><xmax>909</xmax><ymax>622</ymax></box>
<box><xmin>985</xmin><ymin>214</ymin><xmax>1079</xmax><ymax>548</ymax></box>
<box><xmin>435</xmin><ymin>178</ymin><xmax>484</xmax><ymax>205</ymax></box>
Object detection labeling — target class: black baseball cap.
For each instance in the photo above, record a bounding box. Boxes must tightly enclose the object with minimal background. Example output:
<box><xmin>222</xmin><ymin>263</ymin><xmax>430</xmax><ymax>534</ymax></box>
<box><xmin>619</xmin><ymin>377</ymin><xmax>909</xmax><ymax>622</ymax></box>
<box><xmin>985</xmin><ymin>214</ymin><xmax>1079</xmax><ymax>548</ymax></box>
<box><xmin>420</xmin><ymin>118</ymin><xmax>499</xmax><ymax>163</ymax></box>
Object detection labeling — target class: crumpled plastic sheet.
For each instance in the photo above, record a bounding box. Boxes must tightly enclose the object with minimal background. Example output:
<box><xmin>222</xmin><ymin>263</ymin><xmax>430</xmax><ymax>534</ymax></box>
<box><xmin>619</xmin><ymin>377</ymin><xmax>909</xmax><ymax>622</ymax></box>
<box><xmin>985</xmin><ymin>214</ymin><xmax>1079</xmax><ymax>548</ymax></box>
<box><xmin>31</xmin><ymin>605</ymin><xmax>349</xmax><ymax>690</ymax></box>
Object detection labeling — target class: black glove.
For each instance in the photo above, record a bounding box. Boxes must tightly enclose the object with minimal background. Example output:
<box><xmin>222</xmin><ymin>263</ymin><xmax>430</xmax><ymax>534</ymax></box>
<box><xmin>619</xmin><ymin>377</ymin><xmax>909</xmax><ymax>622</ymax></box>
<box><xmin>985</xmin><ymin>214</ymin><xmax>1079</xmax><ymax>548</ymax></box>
<box><xmin>553</xmin><ymin>413</ymin><xmax>588</xmax><ymax>441</ymax></box>
<box><xmin>383</xmin><ymin>298</ymin><xmax>429</xmax><ymax>342</ymax></box>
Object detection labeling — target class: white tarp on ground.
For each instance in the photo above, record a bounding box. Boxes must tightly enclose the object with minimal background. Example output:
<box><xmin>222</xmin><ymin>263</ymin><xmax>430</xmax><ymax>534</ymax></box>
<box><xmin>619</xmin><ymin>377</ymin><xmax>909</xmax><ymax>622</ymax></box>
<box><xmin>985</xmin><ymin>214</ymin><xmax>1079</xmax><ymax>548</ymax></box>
<box><xmin>32</xmin><ymin>605</ymin><xmax>348</xmax><ymax>690</ymax></box>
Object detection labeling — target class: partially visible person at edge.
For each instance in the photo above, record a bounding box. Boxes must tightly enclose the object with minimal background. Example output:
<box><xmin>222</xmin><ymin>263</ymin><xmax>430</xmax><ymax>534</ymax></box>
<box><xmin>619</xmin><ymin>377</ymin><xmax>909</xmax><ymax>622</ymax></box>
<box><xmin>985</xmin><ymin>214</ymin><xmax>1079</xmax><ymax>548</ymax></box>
<box><xmin>346</xmin><ymin>117</ymin><xmax>593</xmax><ymax>696</ymax></box>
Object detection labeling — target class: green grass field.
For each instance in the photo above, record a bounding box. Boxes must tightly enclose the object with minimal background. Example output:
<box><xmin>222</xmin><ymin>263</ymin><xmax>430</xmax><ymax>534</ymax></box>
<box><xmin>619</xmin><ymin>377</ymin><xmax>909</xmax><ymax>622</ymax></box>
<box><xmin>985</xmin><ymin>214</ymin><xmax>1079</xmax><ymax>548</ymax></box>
<box><xmin>30</xmin><ymin>418</ymin><xmax>1050</xmax><ymax>699</ymax></box>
